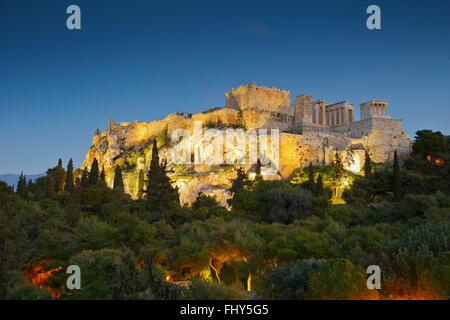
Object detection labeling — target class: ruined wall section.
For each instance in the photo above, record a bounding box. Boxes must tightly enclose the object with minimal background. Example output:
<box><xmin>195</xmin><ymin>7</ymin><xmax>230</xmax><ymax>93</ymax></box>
<box><xmin>82</xmin><ymin>83</ymin><xmax>412</xmax><ymax>206</ymax></box>
<box><xmin>241</xmin><ymin>108</ymin><xmax>294</xmax><ymax>131</ymax></box>
<box><xmin>226</xmin><ymin>82</ymin><xmax>291</xmax><ymax>113</ymax></box>
<box><xmin>83</xmin><ymin>107</ymin><xmax>241</xmax><ymax>171</ymax></box>
<box><xmin>349</xmin><ymin>118</ymin><xmax>411</xmax><ymax>162</ymax></box>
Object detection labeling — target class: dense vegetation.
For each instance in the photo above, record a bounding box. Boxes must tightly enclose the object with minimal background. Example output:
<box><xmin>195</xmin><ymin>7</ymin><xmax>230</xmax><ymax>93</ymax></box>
<box><xmin>0</xmin><ymin>130</ymin><xmax>449</xmax><ymax>300</ymax></box>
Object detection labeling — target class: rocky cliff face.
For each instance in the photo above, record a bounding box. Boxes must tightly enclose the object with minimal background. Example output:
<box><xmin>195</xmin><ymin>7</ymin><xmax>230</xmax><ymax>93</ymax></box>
<box><xmin>82</xmin><ymin>106</ymin><xmax>410</xmax><ymax>206</ymax></box>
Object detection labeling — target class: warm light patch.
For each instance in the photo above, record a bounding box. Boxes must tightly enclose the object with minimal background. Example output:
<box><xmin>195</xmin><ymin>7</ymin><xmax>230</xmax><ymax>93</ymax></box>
<box><xmin>427</xmin><ymin>155</ymin><xmax>444</xmax><ymax>165</ymax></box>
<box><xmin>24</xmin><ymin>260</ymin><xmax>63</xmax><ymax>298</ymax></box>
<box><xmin>344</xmin><ymin>155</ymin><xmax>362</xmax><ymax>174</ymax></box>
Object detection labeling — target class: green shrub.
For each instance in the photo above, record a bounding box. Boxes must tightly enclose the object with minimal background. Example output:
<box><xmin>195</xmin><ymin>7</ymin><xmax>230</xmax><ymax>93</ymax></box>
<box><xmin>7</xmin><ymin>283</ymin><xmax>52</xmax><ymax>300</ymax></box>
<box><xmin>188</xmin><ymin>278</ymin><xmax>244</xmax><ymax>300</ymax></box>
<box><xmin>306</xmin><ymin>258</ymin><xmax>377</xmax><ymax>300</ymax></box>
<box><xmin>259</xmin><ymin>259</ymin><xmax>324</xmax><ymax>299</ymax></box>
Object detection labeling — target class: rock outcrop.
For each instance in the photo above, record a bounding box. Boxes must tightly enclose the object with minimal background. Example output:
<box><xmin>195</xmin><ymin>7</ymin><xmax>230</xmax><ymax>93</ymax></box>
<box><xmin>82</xmin><ymin>83</ymin><xmax>411</xmax><ymax>206</ymax></box>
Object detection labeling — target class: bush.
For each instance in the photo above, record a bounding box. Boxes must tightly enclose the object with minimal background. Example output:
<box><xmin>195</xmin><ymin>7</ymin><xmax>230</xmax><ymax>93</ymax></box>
<box><xmin>7</xmin><ymin>283</ymin><xmax>52</xmax><ymax>300</ymax></box>
<box><xmin>342</xmin><ymin>170</ymin><xmax>390</xmax><ymax>205</ymax></box>
<box><xmin>259</xmin><ymin>259</ymin><xmax>324</xmax><ymax>299</ymax></box>
<box><xmin>381</xmin><ymin>222</ymin><xmax>450</xmax><ymax>287</ymax></box>
<box><xmin>188</xmin><ymin>278</ymin><xmax>244</xmax><ymax>300</ymax></box>
<box><xmin>306</xmin><ymin>258</ymin><xmax>377</xmax><ymax>300</ymax></box>
<box><xmin>425</xmin><ymin>207</ymin><xmax>450</xmax><ymax>223</ymax></box>
<box><xmin>67</xmin><ymin>249</ymin><xmax>123</xmax><ymax>299</ymax></box>
<box><xmin>396</xmin><ymin>194</ymin><xmax>439</xmax><ymax>220</ymax></box>
<box><xmin>267</xmin><ymin>187</ymin><xmax>313</xmax><ymax>223</ymax></box>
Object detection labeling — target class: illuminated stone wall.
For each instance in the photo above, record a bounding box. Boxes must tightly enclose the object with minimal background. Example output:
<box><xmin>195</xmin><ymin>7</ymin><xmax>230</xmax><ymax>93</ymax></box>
<box><xmin>82</xmin><ymin>83</ymin><xmax>411</xmax><ymax>205</ymax></box>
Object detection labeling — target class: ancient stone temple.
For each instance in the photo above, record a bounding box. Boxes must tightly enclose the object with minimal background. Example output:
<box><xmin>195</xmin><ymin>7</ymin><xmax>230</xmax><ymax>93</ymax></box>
<box><xmin>225</xmin><ymin>82</ymin><xmax>407</xmax><ymax>140</ymax></box>
<box><xmin>82</xmin><ymin>82</ymin><xmax>411</xmax><ymax>205</ymax></box>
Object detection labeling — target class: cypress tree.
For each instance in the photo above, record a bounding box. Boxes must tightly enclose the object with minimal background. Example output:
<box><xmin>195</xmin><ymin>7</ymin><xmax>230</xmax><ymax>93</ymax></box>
<box><xmin>99</xmin><ymin>166</ymin><xmax>106</xmax><ymax>186</ymax></box>
<box><xmin>88</xmin><ymin>158</ymin><xmax>99</xmax><ymax>186</ymax></box>
<box><xmin>16</xmin><ymin>172</ymin><xmax>23</xmax><ymax>195</ymax></box>
<box><xmin>364</xmin><ymin>150</ymin><xmax>372</xmax><ymax>179</ymax></box>
<box><xmin>113</xmin><ymin>165</ymin><xmax>124</xmax><ymax>191</ymax></box>
<box><xmin>317</xmin><ymin>174</ymin><xmax>324</xmax><ymax>196</ymax></box>
<box><xmin>65</xmin><ymin>158</ymin><xmax>74</xmax><ymax>193</ymax></box>
<box><xmin>393</xmin><ymin>151</ymin><xmax>402</xmax><ymax>201</ymax></box>
<box><xmin>27</xmin><ymin>179</ymin><xmax>35</xmax><ymax>195</ymax></box>
<box><xmin>16</xmin><ymin>172</ymin><xmax>28</xmax><ymax>199</ymax></box>
<box><xmin>138</xmin><ymin>169</ymin><xmax>145</xmax><ymax>199</ymax></box>
<box><xmin>255</xmin><ymin>159</ymin><xmax>263</xmax><ymax>183</ymax></box>
<box><xmin>54</xmin><ymin>158</ymin><xmax>66</xmax><ymax>194</ymax></box>
<box><xmin>331</xmin><ymin>152</ymin><xmax>344</xmax><ymax>198</ymax></box>
<box><xmin>307</xmin><ymin>163</ymin><xmax>315</xmax><ymax>194</ymax></box>
<box><xmin>145</xmin><ymin>142</ymin><xmax>179</xmax><ymax>212</ymax></box>
<box><xmin>81</xmin><ymin>168</ymin><xmax>89</xmax><ymax>188</ymax></box>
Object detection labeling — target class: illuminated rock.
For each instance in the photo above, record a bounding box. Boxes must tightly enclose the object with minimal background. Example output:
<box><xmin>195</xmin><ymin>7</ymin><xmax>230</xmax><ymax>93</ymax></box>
<box><xmin>82</xmin><ymin>83</ymin><xmax>411</xmax><ymax>206</ymax></box>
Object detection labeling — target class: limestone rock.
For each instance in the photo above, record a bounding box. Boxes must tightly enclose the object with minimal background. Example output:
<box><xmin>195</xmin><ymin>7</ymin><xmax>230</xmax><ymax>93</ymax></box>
<box><xmin>82</xmin><ymin>83</ymin><xmax>411</xmax><ymax>206</ymax></box>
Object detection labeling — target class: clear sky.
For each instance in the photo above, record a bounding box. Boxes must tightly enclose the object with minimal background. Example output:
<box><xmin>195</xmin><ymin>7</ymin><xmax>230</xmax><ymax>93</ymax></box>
<box><xmin>0</xmin><ymin>0</ymin><xmax>449</xmax><ymax>174</ymax></box>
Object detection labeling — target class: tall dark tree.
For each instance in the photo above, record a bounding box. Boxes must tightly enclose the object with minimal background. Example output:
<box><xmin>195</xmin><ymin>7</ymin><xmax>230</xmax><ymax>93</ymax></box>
<box><xmin>81</xmin><ymin>168</ymin><xmax>89</xmax><ymax>188</ymax></box>
<box><xmin>99</xmin><ymin>166</ymin><xmax>106</xmax><ymax>186</ymax></box>
<box><xmin>364</xmin><ymin>150</ymin><xmax>372</xmax><ymax>179</ymax></box>
<box><xmin>307</xmin><ymin>163</ymin><xmax>315</xmax><ymax>194</ymax></box>
<box><xmin>53</xmin><ymin>158</ymin><xmax>66</xmax><ymax>194</ymax></box>
<box><xmin>138</xmin><ymin>169</ymin><xmax>145</xmax><ymax>199</ymax></box>
<box><xmin>316</xmin><ymin>174</ymin><xmax>324</xmax><ymax>196</ymax></box>
<box><xmin>113</xmin><ymin>165</ymin><xmax>124</xmax><ymax>191</ymax></box>
<box><xmin>255</xmin><ymin>159</ymin><xmax>263</xmax><ymax>183</ymax></box>
<box><xmin>145</xmin><ymin>142</ymin><xmax>179</xmax><ymax>212</ymax></box>
<box><xmin>393</xmin><ymin>151</ymin><xmax>402</xmax><ymax>201</ymax></box>
<box><xmin>16</xmin><ymin>172</ymin><xmax>28</xmax><ymax>200</ymax></box>
<box><xmin>88</xmin><ymin>158</ymin><xmax>99</xmax><ymax>186</ymax></box>
<box><xmin>27</xmin><ymin>179</ymin><xmax>35</xmax><ymax>195</ymax></box>
<box><xmin>65</xmin><ymin>158</ymin><xmax>74</xmax><ymax>193</ymax></box>
<box><xmin>331</xmin><ymin>152</ymin><xmax>345</xmax><ymax>198</ymax></box>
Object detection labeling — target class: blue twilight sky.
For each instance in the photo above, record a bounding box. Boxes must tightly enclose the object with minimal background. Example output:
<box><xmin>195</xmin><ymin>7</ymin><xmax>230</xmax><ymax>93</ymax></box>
<box><xmin>0</xmin><ymin>0</ymin><xmax>449</xmax><ymax>174</ymax></box>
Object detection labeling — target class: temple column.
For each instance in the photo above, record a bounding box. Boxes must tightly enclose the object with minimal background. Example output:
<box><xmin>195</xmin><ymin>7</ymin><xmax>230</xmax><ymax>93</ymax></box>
<box><xmin>322</xmin><ymin>106</ymin><xmax>326</xmax><ymax>125</ymax></box>
<box><xmin>316</xmin><ymin>108</ymin><xmax>320</xmax><ymax>124</ymax></box>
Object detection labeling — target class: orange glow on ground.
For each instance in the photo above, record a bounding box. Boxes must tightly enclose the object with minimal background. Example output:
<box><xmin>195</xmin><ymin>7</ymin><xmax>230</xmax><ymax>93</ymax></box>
<box><xmin>427</xmin><ymin>155</ymin><xmax>445</xmax><ymax>165</ymax></box>
<box><xmin>24</xmin><ymin>260</ymin><xmax>63</xmax><ymax>298</ymax></box>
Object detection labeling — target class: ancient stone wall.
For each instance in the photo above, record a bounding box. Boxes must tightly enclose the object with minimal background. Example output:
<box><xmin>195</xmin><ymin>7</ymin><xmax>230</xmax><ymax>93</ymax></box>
<box><xmin>293</xmin><ymin>94</ymin><xmax>313</xmax><ymax>133</ymax></box>
<box><xmin>226</xmin><ymin>82</ymin><xmax>291</xmax><ymax>113</ymax></box>
<box><xmin>82</xmin><ymin>83</ymin><xmax>411</xmax><ymax>206</ymax></box>
<box><xmin>349</xmin><ymin>118</ymin><xmax>403</xmax><ymax>139</ymax></box>
<box><xmin>241</xmin><ymin>108</ymin><xmax>293</xmax><ymax>131</ymax></box>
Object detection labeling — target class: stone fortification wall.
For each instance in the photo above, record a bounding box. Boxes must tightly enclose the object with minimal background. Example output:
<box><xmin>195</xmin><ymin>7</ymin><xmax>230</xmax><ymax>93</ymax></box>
<box><xmin>226</xmin><ymin>82</ymin><xmax>291</xmax><ymax>113</ymax></box>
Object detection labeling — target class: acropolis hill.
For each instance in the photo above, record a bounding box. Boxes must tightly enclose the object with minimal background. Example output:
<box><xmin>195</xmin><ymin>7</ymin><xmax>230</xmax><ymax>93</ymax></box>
<box><xmin>82</xmin><ymin>82</ymin><xmax>411</xmax><ymax>205</ymax></box>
